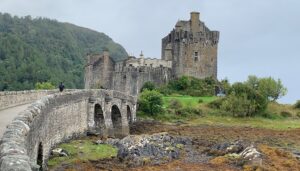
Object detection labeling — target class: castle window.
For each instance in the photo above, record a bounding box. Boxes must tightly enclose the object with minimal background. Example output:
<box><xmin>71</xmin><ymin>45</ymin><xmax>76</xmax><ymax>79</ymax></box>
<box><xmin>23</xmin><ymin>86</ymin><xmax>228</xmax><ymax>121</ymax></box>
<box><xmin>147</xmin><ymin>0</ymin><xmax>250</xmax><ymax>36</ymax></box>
<box><xmin>194</xmin><ymin>52</ymin><xmax>199</xmax><ymax>62</ymax></box>
<box><xmin>194</xmin><ymin>57</ymin><xmax>198</xmax><ymax>62</ymax></box>
<box><xmin>194</xmin><ymin>52</ymin><xmax>198</xmax><ymax>57</ymax></box>
<box><xmin>129</xmin><ymin>64</ymin><xmax>133</xmax><ymax>67</ymax></box>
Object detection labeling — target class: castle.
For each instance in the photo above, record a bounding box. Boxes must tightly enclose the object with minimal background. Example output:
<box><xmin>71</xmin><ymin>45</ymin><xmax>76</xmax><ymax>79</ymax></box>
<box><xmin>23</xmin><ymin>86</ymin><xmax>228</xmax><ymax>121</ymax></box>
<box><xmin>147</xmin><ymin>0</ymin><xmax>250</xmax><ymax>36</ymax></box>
<box><xmin>85</xmin><ymin>12</ymin><xmax>219</xmax><ymax>95</ymax></box>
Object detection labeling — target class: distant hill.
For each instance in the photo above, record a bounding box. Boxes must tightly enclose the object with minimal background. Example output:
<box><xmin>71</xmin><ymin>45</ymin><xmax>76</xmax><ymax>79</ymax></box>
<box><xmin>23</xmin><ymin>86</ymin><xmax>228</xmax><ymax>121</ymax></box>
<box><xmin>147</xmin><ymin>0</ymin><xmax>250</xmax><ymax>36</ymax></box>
<box><xmin>0</xmin><ymin>13</ymin><xmax>128</xmax><ymax>90</ymax></box>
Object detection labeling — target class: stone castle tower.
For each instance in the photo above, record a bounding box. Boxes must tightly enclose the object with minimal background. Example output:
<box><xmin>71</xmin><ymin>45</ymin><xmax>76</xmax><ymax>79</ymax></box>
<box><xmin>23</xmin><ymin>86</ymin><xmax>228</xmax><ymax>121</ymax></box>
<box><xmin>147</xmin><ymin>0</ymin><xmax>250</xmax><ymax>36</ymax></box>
<box><xmin>85</xmin><ymin>12</ymin><xmax>219</xmax><ymax>95</ymax></box>
<box><xmin>162</xmin><ymin>12</ymin><xmax>219</xmax><ymax>79</ymax></box>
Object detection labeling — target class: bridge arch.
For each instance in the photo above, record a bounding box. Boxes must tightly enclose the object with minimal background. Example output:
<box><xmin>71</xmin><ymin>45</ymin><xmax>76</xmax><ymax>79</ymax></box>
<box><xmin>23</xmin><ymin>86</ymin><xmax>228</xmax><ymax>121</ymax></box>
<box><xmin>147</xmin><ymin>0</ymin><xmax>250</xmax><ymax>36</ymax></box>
<box><xmin>111</xmin><ymin>104</ymin><xmax>122</xmax><ymax>137</ymax></box>
<box><xmin>127</xmin><ymin>105</ymin><xmax>132</xmax><ymax>124</ymax></box>
<box><xmin>37</xmin><ymin>142</ymin><xmax>43</xmax><ymax>170</ymax></box>
<box><xmin>94</xmin><ymin>103</ymin><xmax>105</xmax><ymax>134</ymax></box>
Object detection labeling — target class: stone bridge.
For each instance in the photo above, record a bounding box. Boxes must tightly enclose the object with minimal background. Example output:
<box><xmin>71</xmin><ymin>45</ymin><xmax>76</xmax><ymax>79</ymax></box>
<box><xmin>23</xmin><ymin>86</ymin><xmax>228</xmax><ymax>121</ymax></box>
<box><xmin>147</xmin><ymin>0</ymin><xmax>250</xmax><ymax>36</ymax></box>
<box><xmin>0</xmin><ymin>89</ymin><xmax>137</xmax><ymax>171</ymax></box>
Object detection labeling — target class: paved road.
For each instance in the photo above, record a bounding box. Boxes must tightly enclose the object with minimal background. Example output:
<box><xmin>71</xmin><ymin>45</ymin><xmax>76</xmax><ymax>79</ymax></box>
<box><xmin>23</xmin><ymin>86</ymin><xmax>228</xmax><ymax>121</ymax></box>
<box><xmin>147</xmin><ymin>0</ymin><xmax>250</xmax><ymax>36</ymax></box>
<box><xmin>0</xmin><ymin>104</ymin><xmax>30</xmax><ymax>138</ymax></box>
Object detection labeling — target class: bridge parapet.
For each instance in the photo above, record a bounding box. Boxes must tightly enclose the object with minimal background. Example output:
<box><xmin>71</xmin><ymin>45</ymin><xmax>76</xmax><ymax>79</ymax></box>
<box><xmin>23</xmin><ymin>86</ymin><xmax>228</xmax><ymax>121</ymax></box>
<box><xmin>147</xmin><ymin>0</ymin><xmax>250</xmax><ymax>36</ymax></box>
<box><xmin>0</xmin><ymin>90</ymin><xmax>58</xmax><ymax>110</ymax></box>
<box><xmin>0</xmin><ymin>89</ymin><xmax>137</xmax><ymax>171</ymax></box>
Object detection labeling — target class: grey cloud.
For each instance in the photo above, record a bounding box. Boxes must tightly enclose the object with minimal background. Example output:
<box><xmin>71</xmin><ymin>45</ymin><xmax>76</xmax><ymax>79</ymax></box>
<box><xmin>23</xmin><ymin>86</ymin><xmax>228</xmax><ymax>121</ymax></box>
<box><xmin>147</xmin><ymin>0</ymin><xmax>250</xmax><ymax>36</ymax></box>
<box><xmin>0</xmin><ymin>0</ymin><xmax>299</xmax><ymax>103</ymax></box>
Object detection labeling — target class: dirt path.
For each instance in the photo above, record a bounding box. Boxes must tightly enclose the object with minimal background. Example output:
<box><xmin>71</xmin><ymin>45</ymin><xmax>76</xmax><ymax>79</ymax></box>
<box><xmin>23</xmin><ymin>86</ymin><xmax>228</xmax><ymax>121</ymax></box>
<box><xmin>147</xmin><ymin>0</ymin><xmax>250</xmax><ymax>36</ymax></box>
<box><xmin>0</xmin><ymin>104</ymin><xmax>30</xmax><ymax>137</ymax></box>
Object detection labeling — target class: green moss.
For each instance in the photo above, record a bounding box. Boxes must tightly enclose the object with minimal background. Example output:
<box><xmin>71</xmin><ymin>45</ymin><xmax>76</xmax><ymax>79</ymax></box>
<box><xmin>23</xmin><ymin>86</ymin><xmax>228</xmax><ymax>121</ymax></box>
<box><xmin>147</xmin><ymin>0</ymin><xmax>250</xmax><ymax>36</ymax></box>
<box><xmin>176</xmin><ymin>144</ymin><xmax>184</xmax><ymax>149</ymax></box>
<box><xmin>47</xmin><ymin>140</ymin><xmax>117</xmax><ymax>168</ymax></box>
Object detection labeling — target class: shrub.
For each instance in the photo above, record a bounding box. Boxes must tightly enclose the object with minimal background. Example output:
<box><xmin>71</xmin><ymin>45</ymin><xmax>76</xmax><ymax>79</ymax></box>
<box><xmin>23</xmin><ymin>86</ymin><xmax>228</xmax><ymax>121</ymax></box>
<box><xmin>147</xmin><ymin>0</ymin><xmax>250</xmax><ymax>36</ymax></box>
<box><xmin>175</xmin><ymin>107</ymin><xmax>202</xmax><ymax>116</ymax></box>
<box><xmin>297</xmin><ymin>112</ymin><xmax>300</xmax><ymax>118</ymax></box>
<box><xmin>245</xmin><ymin>76</ymin><xmax>287</xmax><ymax>102</ymax></box>
<box><xmin>138</xmin><ymin>90</ymin><xmax>163</xmax><ymax>116</ymax></box>
<box><xmin>257</xmin><ymin>77</ymin><xmax>287</xmax><ymax>102</ymax></box>
<box><xmin>294</xmin><ymin>100</ymin><xmax>300</xmax><ymax>109</ymax></box>
<box><xmin>280</xmin><ymin>111</ymin><xmax>292</xmax><ymax>118</ymax></box>
<box><xmin>198</xmin><ymin>99</ymin><xmax>204</xmax><ymax>103</ymax></box>
<box><xmin>208</xmin><ymin>98</ymin><xmax>225</xmax><ymax>109</ymax></box>
<box><xmin>169</xmin><ymin>99</ymin><xmax>182</xmax><ymax>109</ymax></box>
<box><xmin>210</xmin><ymin>83</ymin><xmax>268</xmax><ymax>117</ymax></box>
<box><xmin>141</xmin><ymin>82</ymin><xmax>156</xmax><ymax>92</ymax></box>
<box><xmin>35</xmin><ymin>82</ymin><xmax>55</xmax><ymax>90</ymax></box>
<box><xmin>157</xmin><ymin>85</ymin><xmax>172</xmax><ymax>95</ymax></box>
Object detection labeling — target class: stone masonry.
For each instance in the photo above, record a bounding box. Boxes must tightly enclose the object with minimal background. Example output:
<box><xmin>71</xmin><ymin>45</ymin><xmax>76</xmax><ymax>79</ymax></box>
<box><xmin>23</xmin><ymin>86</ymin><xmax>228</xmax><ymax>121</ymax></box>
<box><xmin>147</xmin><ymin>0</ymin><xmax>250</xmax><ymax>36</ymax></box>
<box><xmin>85</xmin><ymin>12</ymin><xmax>219</xmax><ymax>95</ymax></box>
<box><xmin>0</xmin><ymin>90</ymin><xmax>136</xmax><ymax>171</ymax></box>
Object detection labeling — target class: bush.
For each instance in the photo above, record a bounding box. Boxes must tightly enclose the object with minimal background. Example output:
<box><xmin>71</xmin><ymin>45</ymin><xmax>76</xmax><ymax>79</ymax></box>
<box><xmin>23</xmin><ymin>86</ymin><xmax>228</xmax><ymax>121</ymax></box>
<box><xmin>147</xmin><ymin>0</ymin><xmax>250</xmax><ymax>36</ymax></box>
<box><xmin>141</xmin><ymin>82</ymin><xmax>156</xmax><ymax>92</ymax></box>
<box><xmin>35</xmin><ymin>82</ymin><xmax>55</xmax><ymax>90</ymax></box>
<box><xmin>175</xmin><ymin>107</ymin><xmax>202</xmax><ymax>116</ymax></box>
<box><xmin>161</xmin><ymin>76</ymin><xmax>217</xmax><ymax>97</ymax></box>
<box><xmin>297</xmin><ymin>112</ymin><xmax>300</xmax><ymax>118</ymax></box>
<box><xmin>169</xmin><ymin>99</ymin><xmax>182</xmax><ymax>109</ymax></box>
<box><xmin>158</xmin><ymin>85</ymin><xmax>173</xmax><ymax>95</ymax></box>
<box><xmin>198</xmin><ymin>99</ymin><xmax>204</xmax><ymax>103</ymax></box>
<box><xmin>208</xmin><ymin>98</ymin><xmax>225</xmax><ymax>109</ymax></box>
<box><xmin>294</xmin><ymin>100</ymin><xmax>300</xmax><ymax>109</ymax></box>
<box><xmin>138</xmin><ymin>90</ymin><xmax>163</xmax><ymax>116</ymax></box>
<box><xmin>280</xmin><ymin>111</ymin><xmax>292</xmax><ymax>118</ymax></box>
<box><xmin>245</xmin><ymin>76</ymin><xmax>287</xmax><ymax>101</ymax></box>
<box><xmin>209</xmin><ymin>83</ymin><xmax>268</xmax><ymax>117</ymax></box>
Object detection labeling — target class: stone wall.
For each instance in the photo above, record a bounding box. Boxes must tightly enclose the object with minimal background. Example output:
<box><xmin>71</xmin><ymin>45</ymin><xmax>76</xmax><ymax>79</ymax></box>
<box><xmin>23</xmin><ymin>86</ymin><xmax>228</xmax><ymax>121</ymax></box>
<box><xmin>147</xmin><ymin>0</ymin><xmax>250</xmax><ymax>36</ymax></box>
<box><xmin>161</xmin><ymin>12</ymin><xmax>219</xmax><ymax>79</ymax></box>
<box><xmin>112</xmin><ymin>66</ymin><xmax>172</xmax><ymax>96</ymax></box>
<box><xmin>0</xmin><ymin>90</ymin><xmax>58</xmax><ymax>110</ymax></box>
<box><xmin>0</xmin><ymin>89</ymin><xmax>136</xmax><ymax>171</ymax></box>
<box><xmin>85</xmin><ymin>52</ymin><xmax>115</xmax><ymax>89</ymax></box>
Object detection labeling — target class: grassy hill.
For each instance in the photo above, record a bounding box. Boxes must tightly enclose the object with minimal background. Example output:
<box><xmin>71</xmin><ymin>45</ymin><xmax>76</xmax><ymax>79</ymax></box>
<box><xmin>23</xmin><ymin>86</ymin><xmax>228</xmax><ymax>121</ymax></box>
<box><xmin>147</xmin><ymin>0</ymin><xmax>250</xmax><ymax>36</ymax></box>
<box><xmin>0</xmin><ymin>13</ymin><xmax>128</xmax><ymax>90</ymax></box>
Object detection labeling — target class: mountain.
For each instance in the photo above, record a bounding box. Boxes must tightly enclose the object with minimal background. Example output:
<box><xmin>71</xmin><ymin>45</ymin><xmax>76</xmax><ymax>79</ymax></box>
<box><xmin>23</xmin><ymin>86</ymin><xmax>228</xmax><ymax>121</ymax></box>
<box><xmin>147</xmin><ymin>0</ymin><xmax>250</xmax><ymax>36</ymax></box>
<box><xmin>0</xmin><ymin>13</ymin><xmax>128</xmax><ymax>90</ymax></box>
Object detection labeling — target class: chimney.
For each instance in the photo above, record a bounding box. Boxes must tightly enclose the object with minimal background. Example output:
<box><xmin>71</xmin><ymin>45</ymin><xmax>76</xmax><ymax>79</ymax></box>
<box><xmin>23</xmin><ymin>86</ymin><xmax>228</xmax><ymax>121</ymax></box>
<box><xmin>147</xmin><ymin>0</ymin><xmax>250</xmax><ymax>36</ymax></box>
<box><xmin>190</xmin><ymin>12</ymin><xmax>200</xmax><ymax>33</ymax></box>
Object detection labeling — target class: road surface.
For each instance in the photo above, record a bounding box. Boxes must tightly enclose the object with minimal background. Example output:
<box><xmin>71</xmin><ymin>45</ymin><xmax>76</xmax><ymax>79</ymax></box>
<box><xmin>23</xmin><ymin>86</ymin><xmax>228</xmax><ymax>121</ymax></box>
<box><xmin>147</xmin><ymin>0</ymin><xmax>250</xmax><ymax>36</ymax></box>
<box><xmin>0</xmin><ymin>104</ymin><xmax>30</xmax><ymax>138</ymax></box>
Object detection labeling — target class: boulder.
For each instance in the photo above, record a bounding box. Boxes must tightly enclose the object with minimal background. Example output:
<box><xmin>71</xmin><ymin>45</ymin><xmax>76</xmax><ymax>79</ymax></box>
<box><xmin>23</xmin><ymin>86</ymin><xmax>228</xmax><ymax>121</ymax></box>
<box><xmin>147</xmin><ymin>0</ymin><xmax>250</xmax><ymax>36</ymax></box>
<box><xmin>106</xmin><ymin>132</ymin><xmax>191</xmax><ymax>166</ymax></box>
<box><xmin>51</xmin><ymin>148</ymin><xmax>68</xmax><ymax>157</ymax></box>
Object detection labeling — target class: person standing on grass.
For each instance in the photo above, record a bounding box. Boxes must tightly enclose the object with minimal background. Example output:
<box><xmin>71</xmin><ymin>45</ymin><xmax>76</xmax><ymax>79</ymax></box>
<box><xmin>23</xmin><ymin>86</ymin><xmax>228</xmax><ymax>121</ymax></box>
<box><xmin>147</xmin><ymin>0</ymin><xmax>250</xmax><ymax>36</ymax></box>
<box><xmin>59</xmin><ymin>82</ymin><xmax>65</xmax><ymax>92</ymax></box>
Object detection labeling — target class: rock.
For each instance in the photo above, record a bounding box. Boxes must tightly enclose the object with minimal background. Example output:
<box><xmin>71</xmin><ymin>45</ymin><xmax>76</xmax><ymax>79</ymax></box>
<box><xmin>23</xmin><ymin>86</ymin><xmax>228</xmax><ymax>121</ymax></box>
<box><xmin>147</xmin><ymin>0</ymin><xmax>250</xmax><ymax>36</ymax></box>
<box><xmin>106</xmin><ymin>132</ymin><xmax>191</xmax><ymax>167</ymax></box>
<box><xmin>94</xmin><ymin>140</ymin><xmax>104</xmax><ymax>145</ymax></box>
<box><xmin>51</xmin><ymin>148</ymin><xmax>68</xmax><ymax>157</ymax></box>
<box><xmin>240</xmin><ymin>145</ymin><xmax>261</xmax><ymax>161</ymax></box>
<box><xmin>292</xmin><ymin>151</ymin><xmax>300</xmax><ymax>160</ymax></box>
<box><xmin>209</xmin><ymin>140</ymin><xmax>245</xmax><ymax>156</ymax></box>
<box><xmin>86</xmin><ymin>130</ymin><xmax>100</xmax><ymax>136</ymax></box>
<box><xmin>225</xmin><ymin>140</ymin><xmax>244</xmax><ymax>154</ymax></box>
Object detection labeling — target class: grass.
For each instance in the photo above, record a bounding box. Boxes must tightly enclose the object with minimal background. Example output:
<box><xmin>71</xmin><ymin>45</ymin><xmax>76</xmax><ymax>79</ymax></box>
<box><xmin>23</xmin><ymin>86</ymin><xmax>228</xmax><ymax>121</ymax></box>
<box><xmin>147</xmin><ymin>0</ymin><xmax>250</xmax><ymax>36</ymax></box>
<box><xmin>47</xmin><ymin>139</ymin><xmax>117</xmax><ymax>168</ymax></box>
<box><xmin>162</xmin><ymin>95</ymin><xmax>217</xmax><ymax>108</ymax></box>
<box><xmin>189</xmin><ymin>115</ymin><xmax>300</xmax><ymax>130</ymax></box>
<box><xmin>139</xmin><ymin>95</ymin><xmax>300</xmax><ymax>131</ymax></box>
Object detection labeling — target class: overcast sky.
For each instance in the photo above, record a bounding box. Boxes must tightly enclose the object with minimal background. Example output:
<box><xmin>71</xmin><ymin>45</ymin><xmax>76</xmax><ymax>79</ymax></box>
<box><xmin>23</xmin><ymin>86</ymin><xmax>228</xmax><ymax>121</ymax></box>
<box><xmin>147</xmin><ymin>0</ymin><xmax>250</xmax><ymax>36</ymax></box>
<box><xmin>0</xmin><ymin>0</ymin><xmax>299</xmax><ymax>103</ymax></box>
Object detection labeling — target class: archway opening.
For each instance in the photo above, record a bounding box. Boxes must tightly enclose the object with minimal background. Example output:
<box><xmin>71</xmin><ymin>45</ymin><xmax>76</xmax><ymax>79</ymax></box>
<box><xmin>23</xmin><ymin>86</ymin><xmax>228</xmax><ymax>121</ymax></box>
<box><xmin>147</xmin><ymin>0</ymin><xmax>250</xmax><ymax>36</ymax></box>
<box><xmin>37</xmin><ymin>142</ymin><xmax>43</xmax><ymax>171</ymax></box>
<box><xmin>94</xmin><ymin>104</ymin><xmax>105</xmax><ymax>133</ymax></box>
<box><xmin>111</xmin><ymin>105</ymin><xmax>122</xmax><ymax>137</ymax></box>
<box><xmin>127</xmin><ymin>105</ymin><xmax>132</xmax><ymax>124</ymax></box>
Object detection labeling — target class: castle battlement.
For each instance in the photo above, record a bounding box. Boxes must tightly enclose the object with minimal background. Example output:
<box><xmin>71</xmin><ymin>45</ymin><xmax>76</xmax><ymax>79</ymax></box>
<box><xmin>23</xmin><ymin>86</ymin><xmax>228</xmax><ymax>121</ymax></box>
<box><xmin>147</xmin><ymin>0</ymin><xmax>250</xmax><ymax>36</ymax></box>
<box><xmin>85</xmin><ymin>12</ymin><xmax>219</xmax><ymax>95</ymax></box>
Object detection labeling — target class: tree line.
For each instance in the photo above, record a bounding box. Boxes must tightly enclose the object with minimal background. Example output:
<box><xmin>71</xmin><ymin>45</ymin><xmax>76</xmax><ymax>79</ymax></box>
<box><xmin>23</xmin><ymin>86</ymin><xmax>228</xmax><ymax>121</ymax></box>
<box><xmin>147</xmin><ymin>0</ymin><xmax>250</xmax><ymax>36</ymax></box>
<box><xmin>0</xmin><ymin>13</ymin><xmax>127</xmax><ymax>91</ymax></box>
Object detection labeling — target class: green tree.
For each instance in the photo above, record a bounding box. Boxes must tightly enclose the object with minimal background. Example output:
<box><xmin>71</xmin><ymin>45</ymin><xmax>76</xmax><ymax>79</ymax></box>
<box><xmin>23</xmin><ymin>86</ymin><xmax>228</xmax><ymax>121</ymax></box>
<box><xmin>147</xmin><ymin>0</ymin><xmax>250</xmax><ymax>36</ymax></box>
<box><xmin>245</xmin><ymin>75</ymin><xmax>259</xmax><ymax>90</ymax></box>
<box><xmin>141</xmin><ymin>81</ymin><xmax>156</xmax><ymax>92</ymax></box>
<box><xmin>138</xmin><ymin>90</ymin><xmax>163</xmax><ymax>115</ymax></box>
<box><xmin>257</xmin><ymin>77</ymin><xmax>287</xmax><ymax>101</ymax></box>
<box><xmin>0</xmin><ymin>13</ymin><xmax>127</xmax><ymax>91</ymax></box>
<box><xmin>219</xmin><ymin>82</ymin><xmax>268</xmax><ymax>117</ymax></box>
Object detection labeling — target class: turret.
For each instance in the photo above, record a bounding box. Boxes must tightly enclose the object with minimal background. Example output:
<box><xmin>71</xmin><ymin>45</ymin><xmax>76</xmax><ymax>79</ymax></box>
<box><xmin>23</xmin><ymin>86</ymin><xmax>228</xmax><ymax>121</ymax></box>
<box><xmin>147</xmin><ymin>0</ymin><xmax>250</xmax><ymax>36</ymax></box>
<box><xmin>190</xmin><ymin>12</ymin><xmax>200</xmax><ymax>33</ymax></box>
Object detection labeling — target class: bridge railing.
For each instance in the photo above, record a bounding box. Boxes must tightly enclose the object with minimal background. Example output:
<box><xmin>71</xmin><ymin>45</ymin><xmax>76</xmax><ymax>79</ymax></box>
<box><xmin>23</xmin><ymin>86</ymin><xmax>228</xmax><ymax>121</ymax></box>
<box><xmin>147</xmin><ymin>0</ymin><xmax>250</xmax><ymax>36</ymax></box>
<box><xmin>0</xmin><ymin>89</ymin><xmax>137</xmax><ymax>171</ymax></box>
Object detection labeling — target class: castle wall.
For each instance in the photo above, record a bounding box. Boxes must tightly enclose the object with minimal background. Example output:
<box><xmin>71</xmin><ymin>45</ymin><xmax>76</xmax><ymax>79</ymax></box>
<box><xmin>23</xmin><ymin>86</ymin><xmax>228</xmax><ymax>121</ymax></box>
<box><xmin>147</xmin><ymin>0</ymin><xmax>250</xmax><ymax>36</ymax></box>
<box><xmin>161</xmin><ymin>12</ymin><xmax>219</xmax><ymax>79</ymax></box>
<box><xmin>112</xmin><ymin>66</ymin><xmax>172</xmax><ymax>96</ymax></box>
<box><xmin>84</xmin><ymin>52</ymin><xmax>114</xmax><ymax>89</ymax></box>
